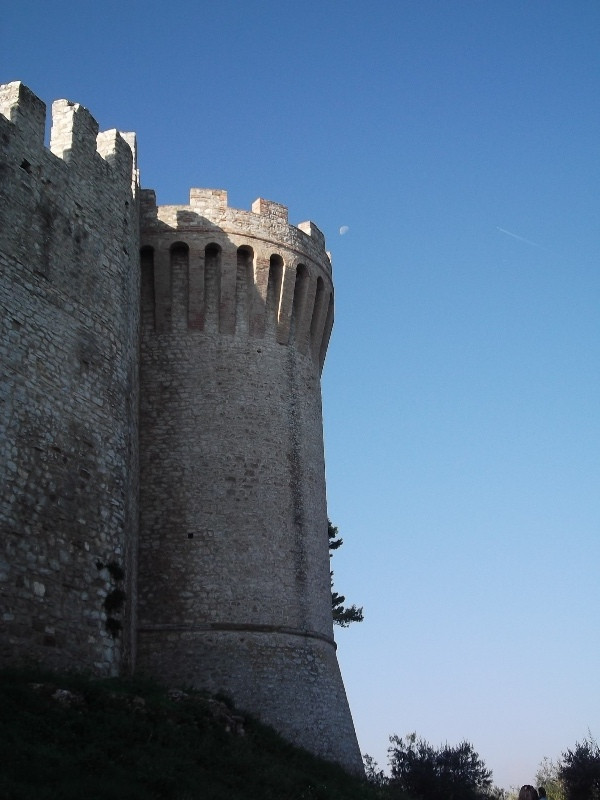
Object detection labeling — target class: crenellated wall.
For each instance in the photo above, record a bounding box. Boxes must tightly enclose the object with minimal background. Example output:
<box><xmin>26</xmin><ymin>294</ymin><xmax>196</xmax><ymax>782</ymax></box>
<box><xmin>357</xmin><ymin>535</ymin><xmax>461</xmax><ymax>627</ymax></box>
<box><xmin>0</xmin><ymin>82</ymin><xmax>140</xmax><ymax>674</ymax></box>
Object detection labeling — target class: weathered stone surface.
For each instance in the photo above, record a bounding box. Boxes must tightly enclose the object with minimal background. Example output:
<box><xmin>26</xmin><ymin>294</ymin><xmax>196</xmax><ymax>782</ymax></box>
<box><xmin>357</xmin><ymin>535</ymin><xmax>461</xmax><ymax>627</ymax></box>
<box><xmin>0</xmin><ymin>81</ymin><xmax>140</xmax><ymax>676</ymax></box>
<box><xmin>0</xmin><ymin>82</ymin><xmax>361</xmax><ymax>774</ymax></box>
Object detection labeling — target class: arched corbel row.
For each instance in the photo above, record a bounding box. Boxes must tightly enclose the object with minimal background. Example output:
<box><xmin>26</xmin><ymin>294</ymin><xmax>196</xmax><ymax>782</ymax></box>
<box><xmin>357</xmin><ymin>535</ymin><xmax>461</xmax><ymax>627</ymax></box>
<box><xmin>139</xmin><ymin>237</ymin><xmax>333</xmax><ymax>366</ymax></box>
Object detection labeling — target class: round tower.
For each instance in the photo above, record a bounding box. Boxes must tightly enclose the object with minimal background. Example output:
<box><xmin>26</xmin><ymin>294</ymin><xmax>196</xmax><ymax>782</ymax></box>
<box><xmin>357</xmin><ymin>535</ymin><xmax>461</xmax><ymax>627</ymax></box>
<box><xmin>137</xmin><ymin>188</ymin><xmax>362</xmax><ymax>772</ymax></box>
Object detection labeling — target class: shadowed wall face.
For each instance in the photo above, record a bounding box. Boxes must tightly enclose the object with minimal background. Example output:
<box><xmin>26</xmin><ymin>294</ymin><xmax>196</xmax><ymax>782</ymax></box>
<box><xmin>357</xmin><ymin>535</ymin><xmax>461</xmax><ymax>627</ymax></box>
<box><xmin>136</xmin><ymin>190</ymin><xmax>362</xmax><ymax>772</ymax></box>
<box><xmin>0</xmin><ymin>82</ymin><xmax>140</xmax><ymax>674</ymax></box>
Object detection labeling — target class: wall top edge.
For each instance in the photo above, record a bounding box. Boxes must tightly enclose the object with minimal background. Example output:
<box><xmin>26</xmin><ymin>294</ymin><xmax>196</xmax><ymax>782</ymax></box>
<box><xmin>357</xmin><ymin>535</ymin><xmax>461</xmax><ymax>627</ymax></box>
<box><xmin>140</xmin><ymin>188</ymin><xmax>329</xmax><ymax>266</ymax></box>
<box><xmin>0</xmin><ymin>80</ymin><xmax>137</xmax><ymax>176</ymax></box>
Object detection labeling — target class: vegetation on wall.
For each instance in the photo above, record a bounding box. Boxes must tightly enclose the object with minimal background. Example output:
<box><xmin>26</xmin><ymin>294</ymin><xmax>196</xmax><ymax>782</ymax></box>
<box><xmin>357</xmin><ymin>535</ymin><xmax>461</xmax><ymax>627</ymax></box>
<box><xmin>96</xmin><ymin>559</ymin><xmax>126</xmax><ymax>638</ymax></box>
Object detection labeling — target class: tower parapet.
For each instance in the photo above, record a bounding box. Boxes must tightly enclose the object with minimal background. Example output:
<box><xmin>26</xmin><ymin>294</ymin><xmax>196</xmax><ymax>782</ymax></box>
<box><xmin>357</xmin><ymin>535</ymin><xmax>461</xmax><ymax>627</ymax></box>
<box><xmin>142</xmin><ymin>188</ymin><xmax>328</xmax><ymax>260</ymax></box>
<box><xmin>139</xmin><ymin>188</ymin><xmax>333</xmax><ymax>366</ymax></box>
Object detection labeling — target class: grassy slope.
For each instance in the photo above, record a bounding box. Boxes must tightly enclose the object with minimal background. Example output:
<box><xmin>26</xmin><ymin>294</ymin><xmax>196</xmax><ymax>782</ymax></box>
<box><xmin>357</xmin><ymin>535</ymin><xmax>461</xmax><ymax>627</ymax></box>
<box><xmin>0</xmin><ymin>668</ymin><xmax>398</xmax><ymax>800</ymax></box>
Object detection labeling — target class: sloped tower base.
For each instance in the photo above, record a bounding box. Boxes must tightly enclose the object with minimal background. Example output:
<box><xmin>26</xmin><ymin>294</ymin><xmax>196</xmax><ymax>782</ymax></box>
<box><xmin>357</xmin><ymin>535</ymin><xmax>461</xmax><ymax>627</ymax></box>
<box><xmin>138</xmin><ymin>630</ymin><xmax>362</xmax><ymax>772</ymax></box>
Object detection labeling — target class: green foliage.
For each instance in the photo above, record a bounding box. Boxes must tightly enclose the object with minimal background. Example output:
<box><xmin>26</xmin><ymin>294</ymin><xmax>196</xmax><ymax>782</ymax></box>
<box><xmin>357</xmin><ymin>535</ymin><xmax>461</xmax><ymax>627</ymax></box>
<box><xmin>487</xmin><ymin>789</ymin><xmax>514</xmax><ymax>800</ymax></box>
<box><xmin>331</xmin><ymin>589</ymin><xmax>365</xmax><ymax>627</ymax></box>
<box><xmin>536</xmin><ymin>756</ymin><xmax>565</xmax><ymax>800</ymax></box>
<box><xmin>559</xmin><ymin>734</ymin><xmax>600</xmax><ymax>800</ymax></box>
<box><xmin>329</xmin><ymin>520</ymin><xmax>364</xmax><ymax>627</ymax></box>
<box><xmin>363</xmin><ymin>755</ymin><xmax>397</xmax><ymax>800</ymax></box>
<box><xmin>0</xmin><ymin>667</ymin><xmax>383</xmax><ymax>800</ymax></box>
<box><xmin>386</xmin><ymin>732</ymin><xmax>493</xmax><ymax>800</ymax></box>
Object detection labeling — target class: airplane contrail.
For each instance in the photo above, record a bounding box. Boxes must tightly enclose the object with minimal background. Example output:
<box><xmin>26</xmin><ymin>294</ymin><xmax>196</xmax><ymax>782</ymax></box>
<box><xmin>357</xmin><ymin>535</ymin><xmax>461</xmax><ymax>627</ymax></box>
<box><xmin>496</xmin><ymin>226</ymin><xmax>544</xmax><ymax>248</ymax></box>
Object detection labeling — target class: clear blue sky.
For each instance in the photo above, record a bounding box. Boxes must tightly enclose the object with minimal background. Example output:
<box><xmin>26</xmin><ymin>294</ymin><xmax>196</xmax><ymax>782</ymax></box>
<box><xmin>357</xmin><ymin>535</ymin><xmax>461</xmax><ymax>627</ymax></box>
<box><xmin>4</xmin><ymin>0</ymin><xmax>600</xmax><ymax>790</ymax></box>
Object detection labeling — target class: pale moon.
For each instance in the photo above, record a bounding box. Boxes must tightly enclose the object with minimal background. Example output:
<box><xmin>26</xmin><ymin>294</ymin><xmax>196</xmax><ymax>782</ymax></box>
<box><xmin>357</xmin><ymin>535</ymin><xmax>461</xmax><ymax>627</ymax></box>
<box><xmin>339</xmin><ymin>225</ymin><xmax>349</xmax><ymax>235</ymax></box>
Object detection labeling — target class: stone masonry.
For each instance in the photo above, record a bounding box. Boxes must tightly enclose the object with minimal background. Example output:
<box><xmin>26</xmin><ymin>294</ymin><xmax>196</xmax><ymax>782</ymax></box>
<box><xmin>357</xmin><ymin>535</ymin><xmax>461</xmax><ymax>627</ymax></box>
<box><xmin>0</xmin><ymin>82</ymin><xmax>362</xmax><ymax>773</ymax></box>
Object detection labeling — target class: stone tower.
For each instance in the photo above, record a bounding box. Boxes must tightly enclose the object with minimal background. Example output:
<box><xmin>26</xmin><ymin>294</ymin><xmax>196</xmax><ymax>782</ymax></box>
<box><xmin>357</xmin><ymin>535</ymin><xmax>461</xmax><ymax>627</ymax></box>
<box><xmin>0</xmin><ymin>82</ymin><xmax>362</xmax><ymax>774</ymax></box>
<box><xmin>136</xmin><ymin>189</ymin><xmax>362</xmax><ymax>771</ymax></box>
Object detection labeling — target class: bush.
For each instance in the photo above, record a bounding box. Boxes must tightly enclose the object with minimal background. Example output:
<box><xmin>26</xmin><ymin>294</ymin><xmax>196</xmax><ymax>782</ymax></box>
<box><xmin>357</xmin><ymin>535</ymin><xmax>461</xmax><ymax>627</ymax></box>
<box><xmin>559</xmin><ymin>735</ymin><xmax>600</xmax><ymax>800</ymax></box>
<box><xmin>386</xmin><ymin>732</ymin><xmax>492</xmax><ymax>800</ymax></box>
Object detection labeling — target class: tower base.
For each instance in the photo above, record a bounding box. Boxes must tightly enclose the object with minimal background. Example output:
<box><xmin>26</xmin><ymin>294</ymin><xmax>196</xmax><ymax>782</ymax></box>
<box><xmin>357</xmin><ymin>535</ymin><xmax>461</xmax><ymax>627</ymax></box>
<box><xmin>137</xmin><ymin>626</ymin><xmax>363</xmax><ymax>775</ymax></box>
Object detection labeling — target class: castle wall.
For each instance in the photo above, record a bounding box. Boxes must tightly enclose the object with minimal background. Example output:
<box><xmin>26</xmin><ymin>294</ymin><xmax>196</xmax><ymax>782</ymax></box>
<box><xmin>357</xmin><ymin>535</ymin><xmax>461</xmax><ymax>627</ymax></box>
<box><xmin>0</xmin><ymin>81</ymin><xmax>362</xmax><ymax>775</ymax></box>
<box><xmin>136</xmin><ymin>189</ymin><xmax>361</xmax><ymax>772</ymax></box>
<box><xmin>0</xmin><ymin>83</ymin><xmax>140</xmax><ymax>674</ymax></box>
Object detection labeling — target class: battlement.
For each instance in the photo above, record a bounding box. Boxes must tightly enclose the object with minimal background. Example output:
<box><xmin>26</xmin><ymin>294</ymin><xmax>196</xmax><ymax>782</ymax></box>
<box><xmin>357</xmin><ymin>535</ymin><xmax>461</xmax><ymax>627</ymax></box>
<box><xmin>141</xmin><ymin>187</ymin><xmax>329</xmax><ymax>268</ymax></box>
<box><xmin>140</xmin><ymin>187</ymin><xmax>334</xmax><ymax>368</ymax></box>
<box><xmin>0</xmin><ymin>81</ymin><xmax>46</xmax><ymax>144</ymax></box>
<box><xmin>0</xmin><ymin>81</ymin><xmax>137</xmax><ymax>181</ymax></box>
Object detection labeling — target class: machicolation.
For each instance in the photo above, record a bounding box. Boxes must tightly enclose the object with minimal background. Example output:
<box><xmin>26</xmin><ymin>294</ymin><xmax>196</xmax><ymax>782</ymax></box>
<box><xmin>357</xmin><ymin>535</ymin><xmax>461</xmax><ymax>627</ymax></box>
<box><xmin>0</xmin><ymin>81</ymin><xmax>362</xmax><ymax>774</ymax></box>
